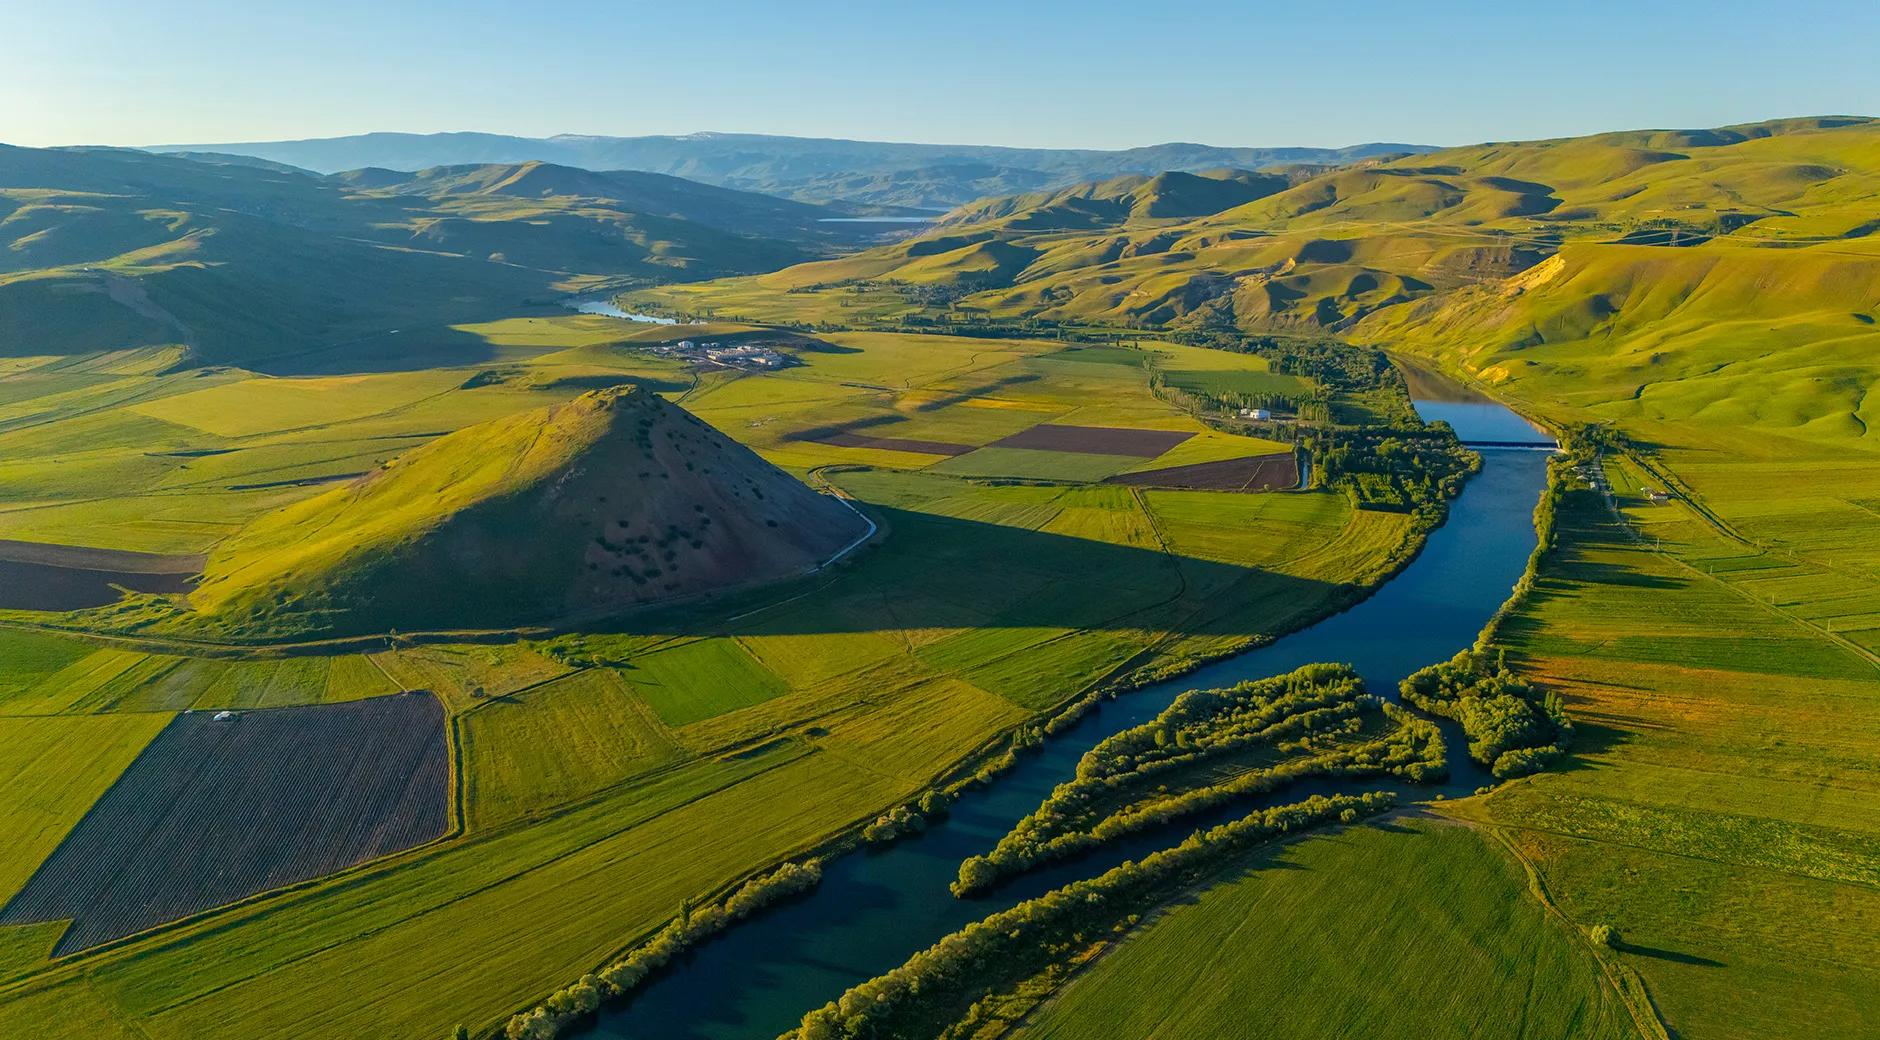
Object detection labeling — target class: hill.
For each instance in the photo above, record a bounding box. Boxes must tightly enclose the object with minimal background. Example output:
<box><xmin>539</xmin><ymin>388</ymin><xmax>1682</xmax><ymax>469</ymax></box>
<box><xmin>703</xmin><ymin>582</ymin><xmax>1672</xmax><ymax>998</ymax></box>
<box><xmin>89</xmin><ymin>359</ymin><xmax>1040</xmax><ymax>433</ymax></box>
<box><xmin>342</xmin><ymin>160</ymin><xmax>907</xmax><ymax>236</ymax></box>
<box><xmin>153</xmin><ymin>130</ymin><xmax>1433</xmax><ymax>208</ymax></box>
<box><xmin>0</xmin><ymin>146</ymin><xmax>856</xmax><ymax>371</ymax></box>
<box><xmin>186</xmin><ymin>385</ymin><xmax>869</xmax><ymax>639</ymax></box>
<box><xmin>635</xmin><ymin>116</ymin><xmax>1880</xmax><ymax>333</ymax></box>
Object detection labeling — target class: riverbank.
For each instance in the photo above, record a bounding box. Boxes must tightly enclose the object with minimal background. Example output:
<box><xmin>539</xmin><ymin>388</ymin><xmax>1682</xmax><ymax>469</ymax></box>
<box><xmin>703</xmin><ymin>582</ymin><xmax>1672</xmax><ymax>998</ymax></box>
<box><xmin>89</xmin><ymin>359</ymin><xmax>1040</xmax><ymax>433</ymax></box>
<box><xmin>561</xmin><ymin>386</ymin><xmax>1554</xmax><ymax>1040</ymax></box>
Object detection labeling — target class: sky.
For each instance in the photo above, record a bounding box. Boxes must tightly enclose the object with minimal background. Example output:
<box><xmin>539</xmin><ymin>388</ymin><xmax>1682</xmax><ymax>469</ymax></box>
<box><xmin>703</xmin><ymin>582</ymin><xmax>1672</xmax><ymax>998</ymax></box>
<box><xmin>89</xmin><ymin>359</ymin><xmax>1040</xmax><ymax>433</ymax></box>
<box><xmin>5</xmin><ymin>0</ymin><xmax>1879</xmax><ymax>150</ymax></box>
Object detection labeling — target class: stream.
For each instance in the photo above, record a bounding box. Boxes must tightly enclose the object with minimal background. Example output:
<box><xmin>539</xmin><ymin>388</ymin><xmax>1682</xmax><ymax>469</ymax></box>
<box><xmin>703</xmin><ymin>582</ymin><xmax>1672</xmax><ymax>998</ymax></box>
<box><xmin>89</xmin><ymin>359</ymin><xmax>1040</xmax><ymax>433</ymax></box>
<box><xmin>588</xmin><ymin>369</ymin><xmax>1554</xmax><ymax>1040</ymax></box>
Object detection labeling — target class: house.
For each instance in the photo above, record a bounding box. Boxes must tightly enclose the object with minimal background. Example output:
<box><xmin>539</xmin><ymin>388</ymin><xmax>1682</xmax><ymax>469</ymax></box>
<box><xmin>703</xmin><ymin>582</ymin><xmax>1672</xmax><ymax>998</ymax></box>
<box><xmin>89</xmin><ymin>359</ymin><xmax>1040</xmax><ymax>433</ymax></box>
<box><xmin>1644</xmin><ymin>488</ymin><xmax>1672</xmax><ymax>504</ymax></box>
<box><xmin>1239</xmin><ymin>408</ymin><xmax>1272</xmax><ymax>421</ymax></box>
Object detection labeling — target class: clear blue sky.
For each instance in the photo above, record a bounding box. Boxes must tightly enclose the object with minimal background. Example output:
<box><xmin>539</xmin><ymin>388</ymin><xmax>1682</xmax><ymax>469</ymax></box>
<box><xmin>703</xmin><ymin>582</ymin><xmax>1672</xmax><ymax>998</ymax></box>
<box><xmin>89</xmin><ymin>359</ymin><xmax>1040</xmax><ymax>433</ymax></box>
<box><xmin>5</xmin><ymin>0</ymin><xmax>1877</xmax><ymax>149</ymax></box>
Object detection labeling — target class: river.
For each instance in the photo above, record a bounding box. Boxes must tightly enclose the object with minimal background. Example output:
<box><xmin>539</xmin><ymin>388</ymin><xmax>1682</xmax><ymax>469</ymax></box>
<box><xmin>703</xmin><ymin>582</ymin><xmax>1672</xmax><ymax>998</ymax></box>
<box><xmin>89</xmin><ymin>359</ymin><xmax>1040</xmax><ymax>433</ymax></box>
<box><xmin>588</xmin><ymin>369</ymin><xmax>1554</xmax><ymax>1040</ymax></box>
<box><xmin>565</xmin><ymin>297</ymin><xmax>678</xmax><ymax>324</ymax></box>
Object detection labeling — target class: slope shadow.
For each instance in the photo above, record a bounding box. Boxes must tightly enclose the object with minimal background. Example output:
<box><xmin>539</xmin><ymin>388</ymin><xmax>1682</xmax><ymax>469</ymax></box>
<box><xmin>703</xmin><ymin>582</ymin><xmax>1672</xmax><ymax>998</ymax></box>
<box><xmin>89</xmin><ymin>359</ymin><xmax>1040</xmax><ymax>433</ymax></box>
<box><xmin>590</xmin><ymin>504</ymin><xmax>1346</xmax><ymax>640</ymax></box>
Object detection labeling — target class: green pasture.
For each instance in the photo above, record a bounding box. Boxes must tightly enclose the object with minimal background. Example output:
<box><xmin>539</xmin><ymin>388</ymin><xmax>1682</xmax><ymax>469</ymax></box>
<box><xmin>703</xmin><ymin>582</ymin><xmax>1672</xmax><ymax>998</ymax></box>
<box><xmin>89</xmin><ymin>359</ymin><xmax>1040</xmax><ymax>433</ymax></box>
<box><xmin>1017</xmin><ymin>819</ymin><xmax>1639</xmax><ymax>1040</ymax></box>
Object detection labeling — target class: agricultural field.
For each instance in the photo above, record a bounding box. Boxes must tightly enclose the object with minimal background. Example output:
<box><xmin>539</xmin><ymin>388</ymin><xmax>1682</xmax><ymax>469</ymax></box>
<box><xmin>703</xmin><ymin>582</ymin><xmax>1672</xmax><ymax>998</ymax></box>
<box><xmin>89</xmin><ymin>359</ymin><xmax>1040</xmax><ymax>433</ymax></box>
<box><xmin>1016</xmin><ymin>819</ymin><xmax>1640</xmax><ymax>1040</ymax></box>
<box><xmin>1443</xmin><ymin>468</ymin><xmax>1880</xmax><ymax>1039</ymax></box>
<box><xmin>0</xmin><ymin>313</ymin><xmax>1415</xmax><ymax>1039</ymax></box>
<box><xmin>0</xmin><ymin>692</ymin><xmax>449</xmax><ymax>954</ymax></box>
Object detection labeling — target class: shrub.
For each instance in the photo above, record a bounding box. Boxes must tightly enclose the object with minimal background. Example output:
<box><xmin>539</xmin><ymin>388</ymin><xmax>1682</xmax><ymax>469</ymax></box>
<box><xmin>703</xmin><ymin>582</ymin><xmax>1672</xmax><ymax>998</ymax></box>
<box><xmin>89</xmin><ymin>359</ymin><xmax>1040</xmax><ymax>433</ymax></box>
<box><xmin>1401</xmin><ymin>650</ymin><xmax>1572</xmax><ymax>775</ymax></box>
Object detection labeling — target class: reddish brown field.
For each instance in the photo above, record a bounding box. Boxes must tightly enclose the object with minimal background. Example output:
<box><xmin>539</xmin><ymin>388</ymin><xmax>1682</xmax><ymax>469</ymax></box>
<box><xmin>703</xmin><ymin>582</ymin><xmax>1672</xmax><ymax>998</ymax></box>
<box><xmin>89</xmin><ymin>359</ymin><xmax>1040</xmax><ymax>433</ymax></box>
<box><xmin>0</xmin><ymin>692</ymin><xmax>450</xmax><ymax>954</ymax></box>
<box><xmin>993</xmin><ymin>424</ymin><xmax>1194</xmax><ymax>458</ymax></box>
<box><xmin>1106</xmin><ymin>451</ymin><xmax>1299</xmax><ymax>491</ymax></box>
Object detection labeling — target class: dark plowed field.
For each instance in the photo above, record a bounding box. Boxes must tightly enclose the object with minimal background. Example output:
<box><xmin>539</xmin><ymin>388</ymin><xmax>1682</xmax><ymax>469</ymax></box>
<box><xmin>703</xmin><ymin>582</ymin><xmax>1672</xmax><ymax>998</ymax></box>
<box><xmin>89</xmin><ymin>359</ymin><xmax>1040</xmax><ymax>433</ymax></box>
<box><xmin>0</xmin><ymin>539</ymin><xmax>202</xmax><ymax>611</ymax></box>
<box><xmin>814</xmin><ymin>432</ymin><xmax>975</xmax><ymax>456</ymax></box>
<box><xmin>0</xmin><ymin>691</ymin><xmax>449</xmax><ymax>954</ymax></box>
<box><xmin>993</xmin><ymin>424</ymin><xmax>1194</xmax><ymax>458</ymax></box>
<box><xmin>1106</xmin><ymin>451</ymin><xmax>1299</xmax><ymax>491</ymax></box>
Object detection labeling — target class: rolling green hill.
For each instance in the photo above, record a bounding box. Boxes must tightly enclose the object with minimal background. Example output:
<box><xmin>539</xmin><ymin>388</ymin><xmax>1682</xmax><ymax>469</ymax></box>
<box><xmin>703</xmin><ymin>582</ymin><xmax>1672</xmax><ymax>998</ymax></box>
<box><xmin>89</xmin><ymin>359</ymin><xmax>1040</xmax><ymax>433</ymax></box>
<box><xmin>632</xmin><ymin>116</ymin><xmax>1879</xmax><ymax>335</ymax></box>
<box><xmin>0</xmin><ymin>146</ymin><xmax>857</xmax><ymax>371</ymax></box>
<box><xmin>185</xmin><ymin>385</ymin><xmax>868</xmax><ymax>639</ymax></box>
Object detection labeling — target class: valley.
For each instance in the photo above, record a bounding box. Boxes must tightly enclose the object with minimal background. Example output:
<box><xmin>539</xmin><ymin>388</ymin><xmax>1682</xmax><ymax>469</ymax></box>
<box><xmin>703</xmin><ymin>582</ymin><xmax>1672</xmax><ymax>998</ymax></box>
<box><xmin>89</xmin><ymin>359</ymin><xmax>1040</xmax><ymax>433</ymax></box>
<box><xmin>0</xmin><ymin>105</ymin><xmax>1874</xmax><ymax>1040</ymax></box>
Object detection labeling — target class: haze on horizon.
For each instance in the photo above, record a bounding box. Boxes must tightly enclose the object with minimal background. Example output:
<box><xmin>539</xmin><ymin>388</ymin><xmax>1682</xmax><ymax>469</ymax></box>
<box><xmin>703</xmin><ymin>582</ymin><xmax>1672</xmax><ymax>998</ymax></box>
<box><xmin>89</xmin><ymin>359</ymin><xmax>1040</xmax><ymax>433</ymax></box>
<box><xmin>5</xmin><ymin>0</ymin><xmax>1878</xmax><ymax>152</ymax></box>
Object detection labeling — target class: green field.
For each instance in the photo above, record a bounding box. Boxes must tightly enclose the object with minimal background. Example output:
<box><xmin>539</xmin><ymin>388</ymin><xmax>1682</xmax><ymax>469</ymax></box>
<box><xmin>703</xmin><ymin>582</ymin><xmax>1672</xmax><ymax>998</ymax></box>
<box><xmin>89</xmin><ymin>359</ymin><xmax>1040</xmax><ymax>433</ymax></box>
<box><xmin>0</xmin><ymin>714</ymin><xmax>171</xmax><ymax>905</ymax></box>
<box><xmin>1017</xmin><ymin>819</ymin><xmax>1640</xmax><ymax>1040</ymax></box>
<box><xmin>0</xmin><ymin>312</ymin><xmax>1396</xmax><ymax>1039</ymax></box>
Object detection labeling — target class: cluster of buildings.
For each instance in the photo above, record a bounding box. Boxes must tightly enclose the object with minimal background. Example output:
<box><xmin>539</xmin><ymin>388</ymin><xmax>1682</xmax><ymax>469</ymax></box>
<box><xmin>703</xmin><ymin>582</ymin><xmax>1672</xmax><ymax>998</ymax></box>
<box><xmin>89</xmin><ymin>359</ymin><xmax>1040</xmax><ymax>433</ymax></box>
<box><xmin>647</xmin><ymin>339</ymin><xmax>788</xmax><ymax>371</ymax></box>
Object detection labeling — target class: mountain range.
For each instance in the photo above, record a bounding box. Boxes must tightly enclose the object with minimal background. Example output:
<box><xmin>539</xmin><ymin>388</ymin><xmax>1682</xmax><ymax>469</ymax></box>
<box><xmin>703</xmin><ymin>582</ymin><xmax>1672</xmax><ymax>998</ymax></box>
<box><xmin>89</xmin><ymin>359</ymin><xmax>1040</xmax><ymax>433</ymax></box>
<box><xmin>150</xmin><ymin>131</ymin><xmax>1433</xmax><ymax>209</ymax></box>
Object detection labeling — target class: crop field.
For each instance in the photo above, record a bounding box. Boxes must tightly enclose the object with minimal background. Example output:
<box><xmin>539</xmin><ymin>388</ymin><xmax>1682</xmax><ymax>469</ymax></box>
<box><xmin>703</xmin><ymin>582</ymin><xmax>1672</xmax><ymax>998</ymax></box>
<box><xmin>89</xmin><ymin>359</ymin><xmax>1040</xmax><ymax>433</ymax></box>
<box><xmin>0</xmin><ymin>538</ymin><xmax>201</xmax><ymax>609</ymax></box>
<box><xmin>461</xmin><ymin>669</ymin><xmax>682</xmax><ymax>828</ymax></box>
<box><xmin>1107</xmin><ymin>450</ymin><xmax>1298</xmax><ymax>491</ymax></box>
<box><xmin>990</xmin><ymin>423</ymin><xmax>1194</xmax><ymax>457</ymax></box>
<box><xmin>0</xmin><ymin>692</ymin><xmax>449</xmax><ymax>954</ymax></box>
<box><xmin>6</xmin><ymin>114</ymin><xmax>1877</xmax><ymax>1040</ymax></box>
<box><xmin>0</xmin><ymin>714</ymin><xmax>171</xmax><ymax>907</ymax></box>
<box><xmin>1017</xmin><ymin>819</ymin><xmax>1639</xmax><ymax>1040</ymax></box>
<box><xmin>1446</xmin><ymin>470</ymin><xmax>1880</xmax><ymax>1040</ymax></box>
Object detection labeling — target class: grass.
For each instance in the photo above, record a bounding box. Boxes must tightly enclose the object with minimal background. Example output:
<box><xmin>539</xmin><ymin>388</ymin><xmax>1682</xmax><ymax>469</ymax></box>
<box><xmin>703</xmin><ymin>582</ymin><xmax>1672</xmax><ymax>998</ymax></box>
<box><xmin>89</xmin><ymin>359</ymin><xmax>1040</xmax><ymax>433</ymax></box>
<box><xmin>1016</xmin><ymin>819</ymin><xmax>1639</xmax><ymax>1040</ymax></box>
<box><xmin>0</xmin><ymin>713</ymin><xmax>170</xmax><ymax>903</ymax></box>
<box><xmin>623</xmin><ymin>637</ymin><xmax>791</xmax><ymax>728</ymax></box>
<box><xmin>1437</xmin><ymin>477</ymin><xmax>1880</xmax><ymax>1040</ymax></box>
<box><xmin>461</xmin><ymin>669</ymin><xmax>682</xmax><ymax>828</ymax></box>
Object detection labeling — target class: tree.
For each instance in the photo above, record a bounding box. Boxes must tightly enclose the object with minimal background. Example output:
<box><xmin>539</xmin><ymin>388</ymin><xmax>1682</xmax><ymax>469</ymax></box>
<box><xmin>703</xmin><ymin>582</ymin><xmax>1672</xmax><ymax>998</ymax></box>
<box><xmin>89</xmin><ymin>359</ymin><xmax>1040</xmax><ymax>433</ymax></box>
<box><xmin>1590</xmin><ymin>923</ymin><xmax>1616</xmax><ymax>947</ymax></box>
<box><xmin>452</xmin><ymin>1027</ymin><xmax>470</xmax><ymax>1040</ymax></box>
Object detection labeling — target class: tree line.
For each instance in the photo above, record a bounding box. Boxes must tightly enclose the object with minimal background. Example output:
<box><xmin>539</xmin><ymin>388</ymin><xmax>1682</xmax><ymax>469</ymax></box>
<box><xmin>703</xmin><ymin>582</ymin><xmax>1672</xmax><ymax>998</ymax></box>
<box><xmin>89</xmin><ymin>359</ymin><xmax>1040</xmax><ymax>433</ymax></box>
<box><xmin>788</xmin><ymin>791</ymin><xmax>1397</xmax><ymax>1040</ymax></box>
<box><xmin>954</xmin><ymin>664</ymin><xmax>1444</xmax><ymax>895</ymax></box>
<box><xmin>502</xmin><ymin>860</ymin><xmax>823</xmax><ymax>1040</ymax></box>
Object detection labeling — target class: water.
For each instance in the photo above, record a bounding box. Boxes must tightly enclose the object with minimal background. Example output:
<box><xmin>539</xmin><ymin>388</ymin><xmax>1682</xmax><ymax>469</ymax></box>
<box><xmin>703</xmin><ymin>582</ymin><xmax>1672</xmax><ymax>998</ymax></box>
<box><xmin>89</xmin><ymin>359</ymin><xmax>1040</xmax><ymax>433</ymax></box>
<box><xmin>816</xmin><ymin>216</ymin><xmax>942</xmax><ymax>224</ymax></box>
<box><xmin>565</xmin><ymin>297</ymin><xmax>679</xmax><ymax>324</ymax></box>
<box><xmin>1393</xmin><ymin>357</ymin><xmax>1551</xmax><ymax>445</ymax></box>
<box><xmin>589</xmin><ymin>382</ymin><xmax>1553</xmax><ymax>1040</ymax></box>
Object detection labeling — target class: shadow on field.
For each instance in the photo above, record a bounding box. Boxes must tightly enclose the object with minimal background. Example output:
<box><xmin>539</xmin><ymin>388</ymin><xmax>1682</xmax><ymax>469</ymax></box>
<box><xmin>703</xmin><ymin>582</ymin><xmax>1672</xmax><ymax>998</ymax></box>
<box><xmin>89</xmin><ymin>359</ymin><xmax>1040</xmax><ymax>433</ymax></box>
<box><xmin>260</xmin><ymin>323</ymin><xmax>511</xmax><ymax>376</ymax></box>
<box><xmin>1616</xmin><ymin>940</ymin><xmax>1725</xmax><ymax>968</ymax></box>
<box><xmin>600</xmin><ymin>505</ymin><xmax>1347</xmax><ymax>639</ymax></box>
<box><xmin>782</xmin><ymin>412</ymin><xmax>907</xmax><ymax>444</ymax></box>
<box><xmin>912</xmin><ymin>372</ymin><xmax>1042</xmax><ymax>412</ymax></box>
<box><xmin>1547</xmin><ymin>719</ymin><xmax>1636</xmax><ymax>773</ymax></box>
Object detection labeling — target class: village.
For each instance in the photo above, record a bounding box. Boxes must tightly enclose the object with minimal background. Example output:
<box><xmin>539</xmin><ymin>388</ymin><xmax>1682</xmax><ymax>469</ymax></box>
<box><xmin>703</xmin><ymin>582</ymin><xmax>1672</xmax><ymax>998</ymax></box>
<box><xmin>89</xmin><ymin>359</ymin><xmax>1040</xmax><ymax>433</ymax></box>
<box><xmin>646</xmin><ymin>338</ymin><xmax>792</xmax><ymax>371</ymax></box>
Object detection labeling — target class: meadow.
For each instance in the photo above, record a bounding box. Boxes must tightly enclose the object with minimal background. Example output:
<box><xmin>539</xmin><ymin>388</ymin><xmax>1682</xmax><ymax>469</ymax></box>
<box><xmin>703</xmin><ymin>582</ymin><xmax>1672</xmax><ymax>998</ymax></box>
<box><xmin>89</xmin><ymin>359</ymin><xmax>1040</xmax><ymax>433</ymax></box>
<box><xmin>1340</xmin><ymin>264</ymin><xmax>1877</xmax><ymax>1040</ymax></box>
<box><xmin>1016</xmin><ymin>819</ymin><xmax>1641</xmax><ymax>1040</ymax></box>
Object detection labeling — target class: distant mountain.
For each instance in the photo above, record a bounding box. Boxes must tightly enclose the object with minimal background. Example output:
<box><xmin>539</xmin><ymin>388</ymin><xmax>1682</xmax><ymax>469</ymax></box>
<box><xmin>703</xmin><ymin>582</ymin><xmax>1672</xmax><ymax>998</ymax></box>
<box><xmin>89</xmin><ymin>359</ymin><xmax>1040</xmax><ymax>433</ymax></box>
<box><xmin>186</xmin><ymin>385</ymin><xmax>869</xmax><ymax>638</ymax></box>
<box><xmin>153</xmin><ymin>131</ymin><xmax>1434</xmax><ymax>208</ymax></box>
<box><xmin>343</xmin><ymin>160</ymin><xmax>895</xmax><ymax>237</ymax></box>
<box><xmin>0</xmin><ymin>146</ymin><xmax>862</xmax><ymax>371</ymax></box>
